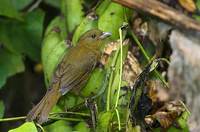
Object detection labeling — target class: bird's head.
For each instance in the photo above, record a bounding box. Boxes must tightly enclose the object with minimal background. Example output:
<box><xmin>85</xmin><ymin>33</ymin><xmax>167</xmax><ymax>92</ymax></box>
<box><xmin>78</xmin><ymin>29</ymin><xmax>111</xmax><ymax>50</ymax></box>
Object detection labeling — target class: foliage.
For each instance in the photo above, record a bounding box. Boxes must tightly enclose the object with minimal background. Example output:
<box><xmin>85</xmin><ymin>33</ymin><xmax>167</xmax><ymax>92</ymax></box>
<box><xmin>0</xmin><ymin>9</ymin><xmax>44</xmax><ymax>61</ymax></box>
<box><xmin>0</xmin><ymin>0</ymin><xmax>194</xmax><ymax>131</ymax></box>
<box><xmin>0</xmin><ymin>49</ymin><xmax>24</xmax><ymax>88</ymax></box>
<box><xmin>0</xmin><ymin>0</ymin><xmax>21</xmax><ymax>20</ymax></box>
<box><xmin>8</xmin><ymin>122</ymin><xmax>37</xmax><ymax>132</ymax></box>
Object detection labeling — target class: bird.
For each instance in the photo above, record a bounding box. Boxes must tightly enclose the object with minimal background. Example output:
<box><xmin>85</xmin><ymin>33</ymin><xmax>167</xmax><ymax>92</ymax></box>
<box><xmin>26</xmin><ymin>29</ymin><xmax>111</xmax><ymax>124</ymax></box>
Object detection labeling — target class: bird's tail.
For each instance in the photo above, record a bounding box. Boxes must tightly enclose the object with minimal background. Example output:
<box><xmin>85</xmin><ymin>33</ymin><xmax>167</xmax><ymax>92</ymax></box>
<box><xmin>26</xmin><ymin>87</ymin><xmax>61</xmax><ymax>124</ymax></box>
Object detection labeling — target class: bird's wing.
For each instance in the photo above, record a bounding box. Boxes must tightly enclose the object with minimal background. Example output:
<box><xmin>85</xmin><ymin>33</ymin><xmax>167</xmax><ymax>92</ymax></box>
<box><xmin>52</xmin><ymin>52</ymin><xmax>98</xmax><ymax>95</ymax></box>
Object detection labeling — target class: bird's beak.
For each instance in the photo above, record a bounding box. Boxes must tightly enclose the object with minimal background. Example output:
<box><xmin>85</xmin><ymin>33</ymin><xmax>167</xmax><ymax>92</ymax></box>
<box><xmin>99</xmin><ymin>32</ymin><xmax>112</xmax><ymax>39</ymax></box>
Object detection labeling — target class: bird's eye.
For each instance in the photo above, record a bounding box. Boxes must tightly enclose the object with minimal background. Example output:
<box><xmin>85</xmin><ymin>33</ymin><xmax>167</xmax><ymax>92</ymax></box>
<box><xmin>91</xmin><ymin>34</ymin><xmax>96</xmax><ymax>39</ymax></box>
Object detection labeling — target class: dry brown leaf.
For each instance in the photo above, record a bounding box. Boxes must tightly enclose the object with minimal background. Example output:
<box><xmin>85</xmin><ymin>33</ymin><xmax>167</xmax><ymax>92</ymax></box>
<box><xmin>147</xmin><ymin>80</ymin><xmax>169</xmax><ymax>103</ymax></box>
<box><xmin>132</xmin><ymin>17</ymin><xmax>148</xmax><ymax>37</ymax></box>
<box><xmin>122</xmin><ymin>51</ymin><xmax>142</xmax><ymax>87</ymax></box>
<box><xmin>145</xmin><ymin>101</ymin><xmax>185</xmax><ymax>128</ymax></box>
<box><xmin>100</xmin><ymin>39</ymin><xmax>129</xmax><ymax>65</ymax></box>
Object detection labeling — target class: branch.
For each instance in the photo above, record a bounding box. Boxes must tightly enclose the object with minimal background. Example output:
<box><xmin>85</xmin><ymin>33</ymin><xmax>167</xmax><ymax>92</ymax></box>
<box><xmin>112</xmin><ymin>0</ymin><xmax>200</xmax><ymax>32</ymax></box>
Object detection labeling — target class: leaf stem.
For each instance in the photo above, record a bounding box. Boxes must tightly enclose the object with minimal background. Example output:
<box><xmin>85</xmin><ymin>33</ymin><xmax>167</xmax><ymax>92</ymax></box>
<box><xmin>115</xmin><ymin>109</ymin><xmax>121</xmax><ymax>130</ymax></box>
<box><xmin>131</xmin><ymin>32</ymin><xmax>150</xmax><ymax>60</ymax></box>
<box><xmin>50</xmin><ymin>111</ymin><xmax>90</xmax><ymax>117</ymax></box>
<box><xmin>36</xmin><ymin>123</ymin><xmax>45</xmax><ymax>132</ymax></box>
<box><xmin>114</xmin><ymin>27</ymin><xmax>123</xmax><ymax>108</ymax></box>
<box><xmin>0</xmin><ymin>115</ymin><xmax>84</xmax><ymax>122</ymax></box>
<box><xmin>48</xmin><ymin>117</ymin><xmax>83</xmax><ymax>122</ymax></box>
<box><xmin>106</xmin><ymin>43</ymin><xmax>120</xmax><ymax>111</ymax></box>
<box><xmin>0</xmin><ymin>116</ymin><xmax>26</xmax><ymax>122</ymax></box>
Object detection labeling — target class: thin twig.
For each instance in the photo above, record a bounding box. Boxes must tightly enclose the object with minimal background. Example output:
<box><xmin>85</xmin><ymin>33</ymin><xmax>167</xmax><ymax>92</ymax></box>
<box><xmin>27</xmin><ymin>0</ymin><xmax>42</xmax><ymax>12</ymax></box>
<box><xmin>50</xmin><ymin>111</ymin><xmax>90</xmax><ymax>117</ymax></box>
<box><xmin>131</xmin><ymin>31</ymin><xmax>169</xmax><ymax>87</ymax></box>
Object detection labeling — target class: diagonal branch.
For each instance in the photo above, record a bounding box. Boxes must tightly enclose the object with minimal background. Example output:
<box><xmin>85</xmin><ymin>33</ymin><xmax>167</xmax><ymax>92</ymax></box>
<box><xmin>113</xmin><ymin>0</ymin><xmax>200</xmax><ymax>32</ymax></box>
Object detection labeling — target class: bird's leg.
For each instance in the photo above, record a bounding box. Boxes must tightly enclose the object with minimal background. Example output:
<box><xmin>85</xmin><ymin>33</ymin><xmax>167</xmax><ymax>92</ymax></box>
<box><xmin>65</xmin><ymin>39</ymin><xmax>73</xmax><ymax>48</ymax></box>
<box><xmin>85</xmin><ymin>98</ymin><xmax>98</xmax><ymax>130</ymax></box>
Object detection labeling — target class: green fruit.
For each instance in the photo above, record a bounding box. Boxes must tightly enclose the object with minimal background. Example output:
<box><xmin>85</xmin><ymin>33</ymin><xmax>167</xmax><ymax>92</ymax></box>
<box><xmin>44</xmin><ymin>40</ymin><xmax>68</xmax><ymax>84</ymax></box>
<box><xmin>98</xmin><ymin>2</ymin><xmax>127</xmax><ymax>39</ymax></box>
<box><xmin>42</xmin><ymin>15</ymin><xmax>68</xmax><ymax>86</ymax></box>
<box><xmin>61</xmin><ymin>0</ymin><xmax>84</xmax><ymax>33</ymax></box>
<box><xmin>42</xmin><ymin>29</ymin><xmax>62</xmax><ymax>74</ymax></box>
<box><xmin>44</xmin><ymin>16</ymin><xmax>67</xmax><ymax>39</ymax></box>
<box><xmin>96</xmin><ymin>0</ymin><xmax>111</xmax><ymax>15</ymax></box>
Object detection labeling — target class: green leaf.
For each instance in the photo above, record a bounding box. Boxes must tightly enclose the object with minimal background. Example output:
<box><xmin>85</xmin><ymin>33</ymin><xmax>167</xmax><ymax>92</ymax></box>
<box><xmin>0</xmin><ymin>0</ymin><xmax>21</xmax><ymax>19</ymax></box>
<box><xmin>0</xmin><ymin>100</ymin><xmax>5</xmax><ymax>118</ymax></box>
<box><xmin>58</xmin><ymin>94</ymin><xmax>84</xmax><ymax>110</ymax></box>
<box><xmin>194</xmin><ymin>14</ymin><xmax>200</xmax><ymax>21</ymax></box>
<box><xmin>0</xmin><ymin>9</ymin><xmax>45</xmax><ymax>61</ymax></box>
<box><xmin>167</xmin><ymin>126</ymin><xmax>189</xmax><ymax>132</ymax></box>
<box><xmin>11</xmin><ymin>0</ymin><xmax>33</xmax><ymax>10</ymax></box>
<box><xmin>97</xmin><ymin>111</ymin><xmax>113</xmax><ymax>132</ymax></box>
<box><xmin>176</xmin><ymin>110</ymin><xmax>190</xmax><ymax>130</ymax></box>
<box><xmin>74</xmin><ymin>122</ymin><xmax>90</xmax><ymax>132</ymax></box>
<box><xmin>51</xmin><ymin>105</ymin><xmax>63</xmax><ymax>113</ymax></box>
<box><xmin>194</xmin><ymin>0</ymin><xmax>200</xmax><ymax>21</ymax></box>
<box><xmin>0</xmin><ymin>48</ymin><xmax>24</xmax><ymax>88</ymax></box>
<box><xmin>44</xmin><ymin>120</ymin><xmax>72</xmax><ymax>132</ymax></box>
<box><xmin>8</xmin><ymin>122</ymin><xmax>37</xmax><ymax>132</ymax></box>
<box><xmin>81</xmin><ymin>68</ymin><xmax>106</xmax><ymax>97</ymax></box>
<box><xmin>196</xmin><ymin>0</ymin><xmax>200</xmax><ymax>10</ymax></box>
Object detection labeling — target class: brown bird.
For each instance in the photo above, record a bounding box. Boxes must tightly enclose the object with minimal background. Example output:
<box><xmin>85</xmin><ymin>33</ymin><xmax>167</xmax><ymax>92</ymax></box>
<box><xmin>26</xmin><ymin>29</ymin><xmax>111</xmax><ymax>124</ymax></box>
